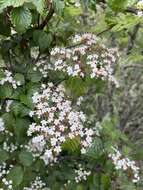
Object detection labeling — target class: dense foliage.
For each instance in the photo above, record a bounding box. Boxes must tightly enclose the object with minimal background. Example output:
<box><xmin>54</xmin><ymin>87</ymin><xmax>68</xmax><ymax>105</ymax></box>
<box><xmin>0</xmin><ymin>0</ymin><xmax>143</xmax><ymax>189</ymax></box>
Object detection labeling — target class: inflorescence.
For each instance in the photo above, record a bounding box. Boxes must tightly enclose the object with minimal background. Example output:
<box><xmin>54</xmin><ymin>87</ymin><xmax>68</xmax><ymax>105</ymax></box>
<box><xmin>34</xmin><ymin>33</ymin><xmax>119</xmax><ymax>87</ymax></box>
<box><xmin>24</xmin><ymin>177</ymin><xmax>50</xmax><ymax>190</ymax></box>
<box><xmin>28</xmin><ymin>82</ymin><xmax>94</xmax><ymax>164</ymax></box>
<box><xmin>109</xmin><ymin>146</ymin><xmax>140</xmax><ymax>183</ymax></box>
<box><xmin>0</xmin><ymin>70</ymin><xmax>20</xmax><ymax>89</ymax></box>
<box><xmin>75</xmin><ymin>164</ymin><xmax>91</xmax><ymax>183</ymax></box>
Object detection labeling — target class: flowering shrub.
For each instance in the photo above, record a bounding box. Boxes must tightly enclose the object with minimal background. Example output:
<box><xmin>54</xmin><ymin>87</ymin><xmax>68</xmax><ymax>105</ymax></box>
<box><xmin>0</xmin><ymin>0</ymin><xmax>142</xmax><ymax>189</ymax></box>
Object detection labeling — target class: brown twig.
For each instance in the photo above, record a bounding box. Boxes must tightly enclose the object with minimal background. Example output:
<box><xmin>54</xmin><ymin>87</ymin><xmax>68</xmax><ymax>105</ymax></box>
<box><xmin>126</xmin><ymin>24</ymin><xmax>140</xmax><ymax>55</ymax></box>
<box><xmin>125</xmin><ymin>7</ymin><xmax>138</xmax><ymax>15</ymax></box>
<box><xmin>123</xmin><ymin>64</ymin><xmax>143</xmax><ymax>69</ymax></box>
<box><xmin>38</xmin><ymin>4</ymin><xmax>54</xmax><ymax>30</ymax></box>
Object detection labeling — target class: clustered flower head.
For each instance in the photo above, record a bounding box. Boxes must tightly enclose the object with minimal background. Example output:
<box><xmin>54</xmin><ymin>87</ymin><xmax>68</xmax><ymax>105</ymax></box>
<box><xmin>109</xmin><ymin>146</ymin><xmax>140</xmax><ymax>183</ymax></box>
<box><xmin>0</xmin><ymin>70</ymin><xmax>20</xmax><ymax>89</ymax></box>
<box><xmin>0</xmin><ymin>118</ymin><xmax>5</xmax><ymax>132</ymax></box>
<box><xmin>48</xmin><ymin>33</ymin><xmax>119</xmax><ymax>87</ymax></box>
<box><xmin>0</xmin><ymin>162</ymin><xmax>13</xmax><ymax>190</ymax></box>
<box><xmin>5</xmin><ymin>100</ymin><xmax>13</xmax><ymax>113</ymax></box>
<box><xmin>137</xmin><ymin>0</ymin><xmax>143</xmax><ymax>9</ymax></box>
<box><xmin>24</xmin><ymin>176</ymin><xmax>50</xmax><ymax>190</ymax></box>
<box><xmin>28</xmin><ymin>83</ymin><xmax>94</xmax><ymax>164</ymax></box>
<box><xmin>33</xmin><ymin>59</ymin><xmax>48</xmax><ymax>78</ymax></box>
<box><xmin>75</xmin><ymin>164</ymin><xmax>91</xmax><ymax>183</ymax></box>
<box><xmin>2</xmin><ymin>142</ymin><xmax>17</xmax><ymax>153</ymax></box>
<box><xmin>136</xmin><ymin>0</ymin><xmax>143</xmax><ymax>16</ymax></box>
<box><xmin>0</xmin><ymin>118</ymin><xmax>13</xmax><ymax>136</ymax></box>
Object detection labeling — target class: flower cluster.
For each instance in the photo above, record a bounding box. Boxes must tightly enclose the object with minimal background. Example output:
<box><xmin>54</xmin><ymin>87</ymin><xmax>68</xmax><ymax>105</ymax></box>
<box><xmin>3</xmin><ymin>142</ymin><xmax>17</xmax><ymax>153</ymax></box>
<box><xmin>109</xmin><ymin>147</ymin><xmax>140</xmax><ymax>183</ymax></box>
<box><xmin>28</xmin><ymin>83</ymin><xmax>94</xmax><ymax>165</ymax></box>
<box><xmin>49</xmin><ymin>33</ymin><xmax>119</xmax><ymax>86</ymax></box>
<box><xmin>137</xmin><ymin>0</ymin><xmax>143</xmax><ymax>9</ymax></box>
<box><xmin>24</xmin><ymin>176</ymin><xmax>50</xmax><ymax>190</ymax></box>
<box><xmin>5</xmin><ymin>100</ymin><xmax>13</xmax><ymax>112</ymax></box>
<box><xmin>75</xmin><ymin>165</ymin><xmax>91</xmax><ymax>183</ymax></box>
<box><xmin>136</xmin><ymin>0</ymin><xmax>143</xmax><ymax>16</ymax></box>
<box><xmin>0</xmin><ymin>118</ymin><xmax>13</xmax><ymax>138</ymax></box>
<box><xmin>0</xmin><ymin>118</ymin><xmax>5</xmax><ymax>132</ymax></box>
<box><xmin>0</xmin><ymin>162</ymin><xmax>13</xmax><ymax>190</ymax></box>
<box><xmin>33</xmin><ymin>59</ymin><xmax>48</xmax><ymax>78</ymax></box>
<box><xmin>0</xmin><ymin>70</ymin><xmax>20</xmax><ymax>89</ymax></box>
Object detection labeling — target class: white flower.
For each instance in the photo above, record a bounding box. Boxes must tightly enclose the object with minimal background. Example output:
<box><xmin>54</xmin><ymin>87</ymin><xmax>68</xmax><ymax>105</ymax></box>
<box><xmin>75</xmin><ymin>165</ymin><xmax>91</xmax><ymax>183</ymax></box>
<box><xmin>109</xmin><ymin>146</ymin><xmax>140</xmax><ymax>183</ymax></box>
<box><xmin>137</xmin><ymin>11</ymin><xmax>143</xmax><ymax>17</ymax></box>
<box><xmin>0</xmin><ymin>118</ymin><xmax>5</xmax><ymax>132</ymax></box>
<box><xmin>6</xmin><ymin>100</ymin><xmax>13</xmax><ymax>112</ymax></box>
<box><xmin>27</xmin><ymin>83</ymin><xmax>94</xmax><ymax>165</ymax></box>
<box><xmin>0</xmin><ymin>70</ymin><xmax>20</xmax><ymax>88</ymax></box>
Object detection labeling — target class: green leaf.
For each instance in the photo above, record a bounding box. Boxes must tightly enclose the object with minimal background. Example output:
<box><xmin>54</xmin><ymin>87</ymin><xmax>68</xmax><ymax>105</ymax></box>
<box><xmin>20</xmin><ymin>94</ymin><xmax>33</xmax><ymax>108</ymax></box>
<box><xmin>0</xmin><ymin>84</ymin><xmax>13</xmax><ymax>98</ymax></box>
<box><xmin>11</xmin><ymin>101</ymin><xmax>30</xmax><ymax>117</ymax></box>
<box><xmin>2</xmin><ymin>113</ymin><xmax>15</xmax><ymax>130</ymax></box>
<box><xmin>0</xmin><ymin>13</ymin><xmax>11</xmax><ymax>36</ymax></box>
<box><xmin>101</xmin><ymin>174</ymin><xmax>110</xmax><ymax>190</ymax></box>
<box><xmin>0</xmin><ymin>0</ymin><xmax>27</xmax><ymax>11</ymax></box>
<box><xmin>14</xmin><ymin>118</ymin><xmax>30</xmax><ymax>143</ymax></box>
<box><xmin>7</xmin><ymin>166</ymin><xmax>24</xmax><ymax>186</ymax></box>
<box><xmin>107</xmin><ymin>0</ymin><xmax>128</xmax><ymax>11</ymax></box>
<box><xmin>62</xmin><ymin>137</ymin><xmax>80</xmax><ymax>153</ymax></box>
<box><xmin>64</xmin><ymin>6</ymin><xmax>82</xmax><ymax>16</ymax></box>
<box><xmin>19</xmin><ymin>151</ymin><xmax>33</xmax><ymax>166</ymax></box>
<box><xmin>111</xmin><ymin>14</ymin><xmax>140</xmax><ymax>32</ymax></box>
<box><xmin>14</xmin><ymin>73</ymin><xmax>25</xmax><ymax>85</ymax></box>
<box><xmin>65</xmin><ymin>77</ymin><xmax>88</xmax><ymax>97</ymax></box>
<box><xmin>11</xmin><ymin>7</ymin><xmax>32</xmax><ymax>33</ymax></box>
<box><xmin>30</xmin><ymin>0</ymin><xmax>45</xmax><ymax>14</ymax></box>
<box><xmin>27</xmin><ymin>69</ymin><xmax>42</xmax><ymax>82</ymax></box>
<box><xmin>0</xmin><ymin>149</ymin><xmax>9</xmax><ymax>163</ymax></box>
<box><xmin>53</xmin><ymin>0</ymin><xmax>65</xmax><ymax>15</ymax></box>
<box><xmin>33</xmin><ymin>30</ymin><xmax>52</xmax><ymax>51</ymax></box>
<box><xmin>86</xmin><ymin>137</ymin><xmax>103</xmax><ymax>159</ymax></box>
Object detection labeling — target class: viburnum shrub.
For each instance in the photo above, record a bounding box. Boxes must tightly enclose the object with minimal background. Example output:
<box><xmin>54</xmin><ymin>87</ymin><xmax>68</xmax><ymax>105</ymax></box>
<box><xmin>0</xmin><ymin>0</ymin><xmax>141</xmax><ymax>190</ymax></box>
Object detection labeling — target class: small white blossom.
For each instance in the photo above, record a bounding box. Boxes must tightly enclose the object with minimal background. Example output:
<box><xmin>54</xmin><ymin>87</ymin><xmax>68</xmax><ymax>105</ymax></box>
<box><xmin>75</xmin><ymin>165</ymin><xmax>91</xmax><ymax>183</ymax></box>
<box><xmin>0</xmin><ymin>70</ymin><xmax>20</xmax><ymax>89</ymax></box>
<box><xmin>24</xmin><ymin>176</ymin><xmax>50</xmax><ymax>190</ymax></box>
<box><xmin>109</xmin><ymin>146</ymin><xmax>140</xmax><ymax>183</ymax></box>
<box><xmin>27</xmin><ymin>83</ymin><xmax>94</xmax><ymax>165</ymax></box>
<box><xmin>0</xmin><ymin>118</ymin><xmax>5</xmax><ymax>132</ymax></box>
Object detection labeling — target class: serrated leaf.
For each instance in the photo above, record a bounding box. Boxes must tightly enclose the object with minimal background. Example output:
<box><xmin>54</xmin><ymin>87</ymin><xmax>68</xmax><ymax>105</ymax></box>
<box><xmin>86</xmin><ymin>137</ymin><xmax>103</xmax><ymax>159</ymax></box>
<box><xmin>53</xmin><ymin>0</ymin><xmax>65</xmax><ymax>15</ymax></box>
<box><xmin>2</xmin><ymin>113</ymin><xmax>15</xmax><ymax>130</ymax></box>
<box><xmin>33</xmin><ymin>30</ymin><xmax>52</xmax><ymax>51</ymax></box>
<box><xmin>19</xmin><ymin>151</ymin><xmax>33</xmax><ymax>166</ymax></box>
<box><xmin>101</xmin><ymin>174</ymin><xmax>110</xmax><ymax>190</ymax></box>
<box><xmin>111</xmin><ymin>14</ymin><xmax>140</xmax><ymax>32</ymax></box>
<box><xmin>64</xmin><ymin>7</ymin><xmax>82</xmax><ymax>16</ymax></box>
<box><xmin>14</xmin><ymin>73</ymin><xmax>25</xmax><ymax>85</ymax></box>
<box><xmin>0</xmin><ymin>149</ymin><xmax>9</xmax><ymax>163</ymax></box>
<box><xmin>27</xmin><ymin>69</ymin><xmax>42</xmax><ymax>82</ymax></box>
<box><xmin>7</xmin><ymin>166</ymin><xmax>23</xmax><ymax>186</ymax></box>
<box><xmin>107</xmin><ymin>0</ymin><xmax>128</xmax><ymax>11</ymax></box>
<box><xmin>11</xmin><ymin>101</ymin><xmax>30</xmax><ymax>117</ymax></box>
<box><xmin>62</xmin><ymin>137</ymin><xmax>80</xmax><ymax>153</ymax></box>
<box><xmin>11</xmin><ymin>7</ymin><xmax>32</xmax><ymax>33</ymax></box>
<box><xmin>30</xmin><ymin>0</ymin><xmax>45</xmax><ymax>14</ymax></box>
<box><xmin>14</xmin><ymin>118</ymin><xmax>30</xmax><ymax>143</ymax></box>
<box><xmin>0</xmin><ymin>13</ymin><xmax>11</xmax><ymax>36</ymax></box>
<box><xmin>0</xmin><ymin>0</ymin><xmax>27</xmax><ymax>11</ymax></box>
<box><xmin>0</xmin><ymin>84</ymin><xmax>13</xmax><ymax>98</ymax></box>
